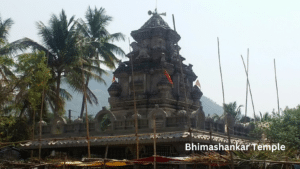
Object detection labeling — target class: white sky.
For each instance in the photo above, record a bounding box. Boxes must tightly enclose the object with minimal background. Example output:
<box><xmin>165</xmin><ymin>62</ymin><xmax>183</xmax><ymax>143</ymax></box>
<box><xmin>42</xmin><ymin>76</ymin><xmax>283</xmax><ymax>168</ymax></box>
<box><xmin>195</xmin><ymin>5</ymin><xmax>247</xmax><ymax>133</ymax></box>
<box><xmin>1</xmin><ymin>0</ymin><xmax>300</xmax><ymax>117</ymax></box>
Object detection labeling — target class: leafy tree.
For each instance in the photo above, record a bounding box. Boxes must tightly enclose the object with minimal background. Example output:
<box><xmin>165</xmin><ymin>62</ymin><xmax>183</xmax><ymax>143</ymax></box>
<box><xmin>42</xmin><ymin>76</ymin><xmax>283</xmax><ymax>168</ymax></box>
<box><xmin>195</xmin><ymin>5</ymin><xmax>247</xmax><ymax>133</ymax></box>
<box><xmin>14</xmin><ymin>52</ymin><xmax>51</xmax><ymax>124</ymax></box>
<box><xmin>251</xmin><ymin>105</ymin><xmax>300</xmax><ymax>149</ymax></box>
<box><xmin>264</xmin><ymin>105</ymin><xmax>300</xmax><ymax>149</ymax></box>
<box><xmin>76</xmin><ymin>6</ymin><xmax>125</xmax><ymax>118</ymax></box>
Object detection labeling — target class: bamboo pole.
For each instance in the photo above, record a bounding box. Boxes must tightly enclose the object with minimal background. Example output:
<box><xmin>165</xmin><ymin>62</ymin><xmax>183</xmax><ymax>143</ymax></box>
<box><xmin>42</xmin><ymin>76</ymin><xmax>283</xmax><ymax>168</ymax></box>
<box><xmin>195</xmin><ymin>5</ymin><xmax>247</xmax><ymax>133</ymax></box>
<box><xmin>244</xmin><ymin>49</ymin><xmax>249</xmax><ymax>122</ymax></box>
<box><xmin>31</xmin><ymin>109</ymin><xmax>35</xmax><ymax>158</ymax></box>
<box><xmin>274</xmin><ymin>59</ymin><xmax>280</xmax><ymax>115</ymax></box>
<box><xmin>217</xmin><ymin>37</ymin><xmax>234</xmax><ymax>169</ymax></box>
<box><xmin>104</xmin><ymin>144</ymin><xmax>108</xmax><ymax>169</ymax></box>
<box><xmin>38</xmin><ymin>87</ymin><xmax>45</xmax><ymax>160</ymax></box>
<box><xmin>82</xmin><ymin>64</ymin><xmax>91</xmax><ymax>158</ymax></box>
<box><xmin>172</xmin><ymin>14</ymin><xmax>192</xmax><ymax>152</ymax></box>
<box><xmin>38</xmin><ymin>52</ymin><xmax>49</xmax><ymax>160</ymax></box>
<box><xmin>129</xmin><ymin>38</ymin><xmax>139</xmax><ymax>160</ymax></box>
<box><xmin>153</xmin><ymin>110</ymin><xmax>157</xmax><ymax>169</ymax></box>
<box><xmin>241</xmin><ymin>55</ymin><xmax>256</xmax><ymax>122</ymax></box>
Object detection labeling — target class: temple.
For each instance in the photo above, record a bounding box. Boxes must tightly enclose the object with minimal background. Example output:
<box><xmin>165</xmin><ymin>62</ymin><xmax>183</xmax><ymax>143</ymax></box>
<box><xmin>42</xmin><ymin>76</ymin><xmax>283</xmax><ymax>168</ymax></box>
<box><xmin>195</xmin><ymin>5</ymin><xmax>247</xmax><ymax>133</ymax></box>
<box><xmin>21</xmin><ymin>9</ymin><xmax>254</xmax><ymax>162</ymax></box>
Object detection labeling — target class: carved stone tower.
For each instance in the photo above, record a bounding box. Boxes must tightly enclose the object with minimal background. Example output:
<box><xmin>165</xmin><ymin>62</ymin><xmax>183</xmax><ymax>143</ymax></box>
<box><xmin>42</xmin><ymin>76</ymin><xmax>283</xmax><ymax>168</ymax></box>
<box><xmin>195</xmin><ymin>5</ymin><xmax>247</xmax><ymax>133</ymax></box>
<box><xmin>108</xmin><ymin>10</ymin><xmax>204</xmax><ymax>122</ymax></box>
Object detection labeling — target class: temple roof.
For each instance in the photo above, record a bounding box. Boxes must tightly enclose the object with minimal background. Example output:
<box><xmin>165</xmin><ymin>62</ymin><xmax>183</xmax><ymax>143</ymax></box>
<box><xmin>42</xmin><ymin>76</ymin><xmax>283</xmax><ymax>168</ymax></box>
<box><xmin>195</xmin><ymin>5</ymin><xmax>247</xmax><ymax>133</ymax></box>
<box><xmin>140</xmin><ymin>14</ymin><xmax>171</xmax><ymax>30</ymax></box>
<box><xmin>131</xmin><ymin>12</ymin><xmax>180</xmax><ymax>43</ymax></box>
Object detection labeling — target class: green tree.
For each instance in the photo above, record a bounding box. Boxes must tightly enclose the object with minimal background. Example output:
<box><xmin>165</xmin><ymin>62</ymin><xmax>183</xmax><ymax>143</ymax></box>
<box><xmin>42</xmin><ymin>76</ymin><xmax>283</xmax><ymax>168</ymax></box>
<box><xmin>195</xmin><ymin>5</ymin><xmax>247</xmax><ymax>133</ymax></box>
<box><xmin>264</xmin><ymin>105</ymin><xmax>300</xmax><ymax>149</ymax></box>
<box><xmin>76</xmin><ymin>6</ymin><xmax>125</xmax><ymax>118</ymax></box>
<box><xmin>259</xmin><ymin>111</ymin><xmax>272</xmax><ymax>122</ymax></box>
<box><xmin>17</xmin><ymin>10</ymin><xmax>79</xmax><ymax>118</ymax></box>
<box><xmin>0</xmin><ymin>15</ymin><xmax>28</xmax><ymax>114</ymax></box>
<box><xmin>0</xmin><ymin>15</ymin><xmax>16</xmax><ymax>111</ymax></box>
<box><xmin>223</xmin><ymin>101</ymin><xmax>243</xmax><ymax>122</ymax></box>
<box><xmin>14</xmin><ymin>52</ymin><xmax>51</xmax><ymax>122</ymax></box>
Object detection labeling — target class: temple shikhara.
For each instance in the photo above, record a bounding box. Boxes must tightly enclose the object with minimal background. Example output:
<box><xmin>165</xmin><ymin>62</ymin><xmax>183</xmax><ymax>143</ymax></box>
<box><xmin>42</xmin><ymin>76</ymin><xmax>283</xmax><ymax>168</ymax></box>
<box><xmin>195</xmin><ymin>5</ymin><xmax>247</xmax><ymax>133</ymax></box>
<box><xmin>21</xmin><ymin>9</ymin><xmax>254</xmax><ymax>162</ymax></box>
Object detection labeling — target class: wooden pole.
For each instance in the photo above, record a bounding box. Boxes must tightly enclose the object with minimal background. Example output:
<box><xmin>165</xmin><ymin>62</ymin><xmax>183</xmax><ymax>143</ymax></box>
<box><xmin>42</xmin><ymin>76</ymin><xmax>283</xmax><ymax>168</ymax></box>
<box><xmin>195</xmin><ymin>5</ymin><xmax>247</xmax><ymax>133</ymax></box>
<box><xmin>153</xmin><ymin>111</ymin><xmax>157</xmax><ymax>169</ymax></box>
<box><xmin>39</xmin><ymin>87</ymin><xmax>45</xmax><ymax>160</ymax></box>
<box><xmin>82</xmin><ymin>64</ymin><xmax>91</xmax><ymax>158</ymax></box>
<box><xmin>172</xmin><ymin>14</ymin><xmax>192</xmax><ymax>152</ymax></box>
<box><xmin>244</xmin><ymin>49</ymin><xmax>249</xmax><ymax>122</ymax></box>
<box><xmin>31</xmin><ymin>109</ymin><xmax>35</xmax><ymax>158</ymax></box>
<box><xmin>129</xmin><ymin>38</ymin><xmax>139</xmax><ymax>160</ymax></box>
<box><xmin>241</xmin><ymin>55</ymin><xmax>256</xmax><ymax>122</ymax></box>
<box><xmin>209</xmin><ymin>122</ymin><xmax>212</xmax><ymax>144</ymax></box>
<box><xmin>104</xmin><ymin>145</ymin><xmax>108</xmax><ymax>169</ymax></box>
<box><xmin>217</xmin><ymin>37</ymin><xmax>234</xmax><ymax>169</ymax></box>
<box><xmin>38</xmin><ymin>52</ymin><xmax>49</xmax><ymax>160</ymax></box>
<box><xmin>274</xmin><ymin>59</ymin><xmax>280</xmax><ymax>115</ymax></box>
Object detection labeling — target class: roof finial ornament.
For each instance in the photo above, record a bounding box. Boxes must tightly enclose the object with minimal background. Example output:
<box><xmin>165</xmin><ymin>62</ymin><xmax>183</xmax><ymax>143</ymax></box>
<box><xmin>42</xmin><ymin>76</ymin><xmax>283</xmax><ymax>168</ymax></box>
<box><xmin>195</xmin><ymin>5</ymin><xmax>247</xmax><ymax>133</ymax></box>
<box><xmin>148</xmin><ymin>8</ymin><xmax>166</xmax><ymax>16</ymax></box>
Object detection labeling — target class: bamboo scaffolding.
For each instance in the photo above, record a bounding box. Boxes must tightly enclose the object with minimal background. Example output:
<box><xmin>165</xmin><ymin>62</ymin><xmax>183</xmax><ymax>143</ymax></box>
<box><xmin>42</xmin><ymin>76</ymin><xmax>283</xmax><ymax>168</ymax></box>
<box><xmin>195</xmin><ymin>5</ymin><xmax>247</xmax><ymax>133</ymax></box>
<box><xmin>241</xmin><ymin>55</ymin><xmax>256</xmax><ymax>122</ymax></box>
<box><xmin>217</xmin><ymin>37</ymin><xmax>234</xmax><ymax>169</ymax></box>
<box><xmin>274</xmin><ymin>59</ymin><xmax>280</xmax><ymax>115</ymax></box>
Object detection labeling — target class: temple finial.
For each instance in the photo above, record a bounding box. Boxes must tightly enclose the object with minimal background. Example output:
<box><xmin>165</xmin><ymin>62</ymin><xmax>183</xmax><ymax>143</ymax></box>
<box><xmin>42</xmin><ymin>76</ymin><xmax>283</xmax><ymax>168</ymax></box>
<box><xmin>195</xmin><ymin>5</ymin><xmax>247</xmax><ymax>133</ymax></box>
<box><xmin>148</xmin><ymin>8</ymin><xmax>166</xmax><ymax>16</ymax></box>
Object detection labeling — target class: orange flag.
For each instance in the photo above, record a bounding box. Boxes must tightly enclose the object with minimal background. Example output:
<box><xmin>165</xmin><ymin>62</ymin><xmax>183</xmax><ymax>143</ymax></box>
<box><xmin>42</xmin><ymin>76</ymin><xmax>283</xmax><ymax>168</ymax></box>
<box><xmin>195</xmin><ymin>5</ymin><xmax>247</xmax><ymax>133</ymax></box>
<box><xmin>112</xmin><ymin>76</ymin><xmax>116</xmax><ymax>83</ymax></box>
<box><xmin>195</xmin><ymin>79</ymin><xmax>201</xmax><ymax>89</ymax></box>
<box><xmin>164</xmin><ymin>70</ymin><xmax>173</xmax><ymax>85</ymax></box>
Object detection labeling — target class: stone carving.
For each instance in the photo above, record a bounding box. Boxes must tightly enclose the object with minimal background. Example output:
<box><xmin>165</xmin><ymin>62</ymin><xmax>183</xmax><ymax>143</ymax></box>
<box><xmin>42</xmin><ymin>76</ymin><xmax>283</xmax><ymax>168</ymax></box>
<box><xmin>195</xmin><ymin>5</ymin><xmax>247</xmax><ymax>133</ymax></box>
<box><xmin>130</xmin><ymin>42</ymin><xmax>139</xmax><ymax>52</ymax></box>
<box><xmin>131</xmin><ymin>41</ymin><xmax>150</xmax><ymax>59</ymax></box>
<box><xmin>169</xmin><ymin>43</ymin><xmax>181</xmax><ymax>61</ymax></box>
<box><xmin>94</xmin><ymin>107</ymin><xmax>117</xmax><ymax>132</ymax></box>
<box><xmin>151</xmin><ymin>37</ymin><xmax>166</xmax><ymax>50</ymax></box>
<box><xmin>148</xmin><ymin>104</ymin><xmax>168</xmax><ymax>129</ymax></box>
<box><xmin>50</xmin><ymin>116</ymin><xmax>67</xmax><ymax>134</ymax></box>
<box><xmin>191</xmin><ymin>85</ymin><xmax>203</xmax><ymax>100</ymax></box>
<box><xmin>161</xmin><ymin>53</ymin><xmax>166</xmax><ymax>62</ymax></box>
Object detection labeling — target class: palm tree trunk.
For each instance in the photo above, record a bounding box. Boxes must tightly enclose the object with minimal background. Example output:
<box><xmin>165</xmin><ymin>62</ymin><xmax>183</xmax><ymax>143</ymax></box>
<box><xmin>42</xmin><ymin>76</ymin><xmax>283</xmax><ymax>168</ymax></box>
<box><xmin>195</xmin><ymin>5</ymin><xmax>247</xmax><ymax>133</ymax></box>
<box><xmin>80</xmin><ymin>75</ymin><xmax>90</xmax><ymax>118</ymax></box>
<box><xmin>55</xmin><ymin>72</ymin><xmax>61</xmax><ymax>117</ymax></box>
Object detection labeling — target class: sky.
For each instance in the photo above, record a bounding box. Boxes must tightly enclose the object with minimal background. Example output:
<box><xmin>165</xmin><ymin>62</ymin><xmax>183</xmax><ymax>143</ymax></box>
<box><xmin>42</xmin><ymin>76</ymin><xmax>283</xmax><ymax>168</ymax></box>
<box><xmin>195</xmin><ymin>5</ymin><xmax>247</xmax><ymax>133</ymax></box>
<box><xmin>1</xmin><ymin>0</ymin><xmax>300</xmax><ymax>118</ymax></box>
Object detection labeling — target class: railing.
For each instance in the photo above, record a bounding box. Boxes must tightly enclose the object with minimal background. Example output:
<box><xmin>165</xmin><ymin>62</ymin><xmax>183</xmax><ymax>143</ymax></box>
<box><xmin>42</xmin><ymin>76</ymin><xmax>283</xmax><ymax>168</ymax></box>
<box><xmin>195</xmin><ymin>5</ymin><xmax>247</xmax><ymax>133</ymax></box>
<box><xmin>64</xmin><ymin>124</ymin><xmax>75</xmax><ymax>133</ymax></box>
<box><xmin>42</xmin><ymin>126</ymin><xmax>51</xmax><ymax>134</ymax></box>
<box><xmin>114</xmin><ymin>119</ymin><xmax>149</xmax><ymax>130</ymax></box>
<box><xmin>38</xmin><ymin>118</ymin><xmax>251</xmax><ymax>137</ymax></box>
<box><xmin>166</xmin><ymin>117</ymin><xmax>187</xmax><ymax>127</ymax></box>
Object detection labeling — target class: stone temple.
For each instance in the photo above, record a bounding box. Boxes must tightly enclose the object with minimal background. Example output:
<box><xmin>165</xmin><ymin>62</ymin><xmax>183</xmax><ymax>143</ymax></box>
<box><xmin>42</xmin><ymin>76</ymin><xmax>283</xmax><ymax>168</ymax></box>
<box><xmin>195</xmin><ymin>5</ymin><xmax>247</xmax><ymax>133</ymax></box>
<box><xmin>21</xmin><ymin>10</ymin><xmax>254</xmax><ymax>162</ymax></box>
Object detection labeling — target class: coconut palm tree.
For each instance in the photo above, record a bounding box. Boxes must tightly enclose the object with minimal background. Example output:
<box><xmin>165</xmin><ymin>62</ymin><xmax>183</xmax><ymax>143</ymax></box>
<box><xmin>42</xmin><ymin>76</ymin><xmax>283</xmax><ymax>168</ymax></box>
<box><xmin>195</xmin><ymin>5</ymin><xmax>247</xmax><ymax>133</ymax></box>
<box><xmin>223</xmin><ymin>101</ymin><xmax>243</xmax><ymax>122</ymax></box>
<box><xmin>76</xmin><ymin>6</ymin><xmax>125</xmax><ymax>118</ymax></box>
<box><xmin>15</xmin><ymin>10</ymin><xmax>84</xmax><ymax>117</ymax></box>
<box><xmin>259</xmin><ymin>111</ymin><xmax>272</xmax><ymax>122</ymax></box>
<box><xmin>0</xmin><ymin>15</ymin><xmax>20</xmax><ymax>112</ymax></box>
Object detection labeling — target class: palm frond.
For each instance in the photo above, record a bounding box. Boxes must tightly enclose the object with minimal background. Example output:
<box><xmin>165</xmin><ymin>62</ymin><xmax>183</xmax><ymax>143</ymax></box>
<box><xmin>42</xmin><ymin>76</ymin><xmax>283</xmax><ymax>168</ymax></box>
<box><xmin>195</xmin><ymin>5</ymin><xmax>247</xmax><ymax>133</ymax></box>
<box><xmin>60</xmin><ymin>88</ymin><xmax>72</xmax><ymax>101</ymax></box>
